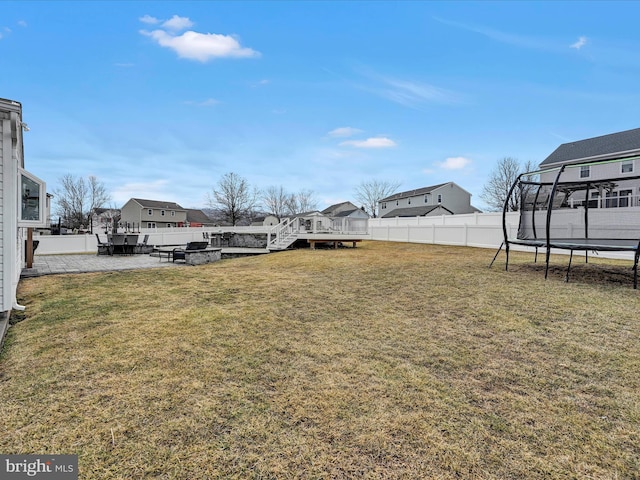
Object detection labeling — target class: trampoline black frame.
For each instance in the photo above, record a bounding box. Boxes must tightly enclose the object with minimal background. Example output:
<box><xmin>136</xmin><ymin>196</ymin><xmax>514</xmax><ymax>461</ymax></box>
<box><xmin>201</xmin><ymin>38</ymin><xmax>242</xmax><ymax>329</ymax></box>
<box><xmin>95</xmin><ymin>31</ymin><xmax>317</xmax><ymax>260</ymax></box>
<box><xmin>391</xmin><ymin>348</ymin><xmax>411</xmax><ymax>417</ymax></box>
<box><xmin>490</xmin><ymin>158</ymin><xmax>640</xmax><ymax>288</ymax></box>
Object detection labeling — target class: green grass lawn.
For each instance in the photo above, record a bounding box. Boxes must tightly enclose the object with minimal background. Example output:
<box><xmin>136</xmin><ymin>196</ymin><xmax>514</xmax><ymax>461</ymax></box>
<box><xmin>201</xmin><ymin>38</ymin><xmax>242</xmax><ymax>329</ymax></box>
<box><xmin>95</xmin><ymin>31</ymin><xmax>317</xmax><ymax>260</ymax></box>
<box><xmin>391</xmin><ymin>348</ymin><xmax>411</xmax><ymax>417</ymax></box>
<box><xmin>1</xmin><ymin>241</ymin><xmax>639</xmax><ymax>479</ymax></box>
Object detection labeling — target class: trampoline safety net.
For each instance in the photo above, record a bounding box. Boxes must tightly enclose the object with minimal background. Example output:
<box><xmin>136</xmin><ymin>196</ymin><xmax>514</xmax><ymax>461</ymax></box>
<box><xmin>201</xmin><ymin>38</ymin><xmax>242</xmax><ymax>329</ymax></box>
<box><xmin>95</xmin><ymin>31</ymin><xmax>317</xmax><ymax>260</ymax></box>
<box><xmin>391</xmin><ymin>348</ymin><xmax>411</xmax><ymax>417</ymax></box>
<box><xmin>491</xmin><ymin>157</ymin><xmax>640</xmax><ymax>288</ymax></box>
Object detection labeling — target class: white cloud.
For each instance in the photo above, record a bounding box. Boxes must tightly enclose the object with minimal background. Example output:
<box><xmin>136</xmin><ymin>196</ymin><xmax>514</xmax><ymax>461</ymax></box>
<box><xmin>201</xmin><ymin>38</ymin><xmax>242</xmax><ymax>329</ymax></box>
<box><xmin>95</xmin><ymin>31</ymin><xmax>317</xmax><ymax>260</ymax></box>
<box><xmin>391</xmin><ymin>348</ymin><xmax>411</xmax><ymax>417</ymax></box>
<box><xmin>183</xmin><ymin>98</ymin><xmax>219</xmax><ymax>107</ymax></box>
<box><xmin>381</xmin><ymin>77</ymin><xmax>458</xmax><ymax>106</ymax></box>
<box><xmin>111</xmin><ymin>180</ymin><xmax>171</xmax><ymax>204</ymax></box>
<box><xmin>139</xmin><ymin>14</ymin><xmax>160</xmax><ymax>24</ymax></box>
<box><xmin>434</xmin><ymin>16</ymin><xmax>554</xmax><ymax>51</ymax></box>
<box><xmin>328</xmin><ymin>127</ymin><xmax>363</xmax><ymax>138</ymax></box>
<box><xmin>17</xmin><ymin>20</ymin><xmax>27</xmax><ymax>27</ymax></box>
<box><xmin>140</xmin><ymin>28</ymin><xmax>260</xmax><ymax>62</ymax></box>
<box><xmin>356</xmin><ymin>68</ymin><xmax>461</xmax><ymax>109</ymax></box>
<box><xmin>438</xmin><ymin>156</ymin><xmax>472</xmax><ymax>170</ymax></box>
<box><xmin>340</xmin><ymin>137</ymin><xmax>397</xmax><ymax>148</ymax></box>
<box><xmin>162</xmin><ymin>15</ymin><xmax>194</xmax><ymax>32</ymax></box>
<box><xmin>114</xmin><ymin>62</ymin><xmax>134</xmax><ymax>68</ymax></box>
<box><xmin>570</xmin><ymin>36</ymin><xmax>588</xmax><ymax>50</ymax></box>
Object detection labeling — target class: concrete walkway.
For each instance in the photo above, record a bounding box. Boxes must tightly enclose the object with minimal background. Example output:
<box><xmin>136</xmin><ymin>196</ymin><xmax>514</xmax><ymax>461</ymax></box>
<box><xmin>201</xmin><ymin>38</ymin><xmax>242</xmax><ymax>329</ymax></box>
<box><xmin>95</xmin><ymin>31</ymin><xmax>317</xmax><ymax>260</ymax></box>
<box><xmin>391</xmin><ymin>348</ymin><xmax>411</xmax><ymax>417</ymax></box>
<box><xmin>21</xmin><ymin>248</ymin><xmax>271</xmax><ymax>278</ymax></box>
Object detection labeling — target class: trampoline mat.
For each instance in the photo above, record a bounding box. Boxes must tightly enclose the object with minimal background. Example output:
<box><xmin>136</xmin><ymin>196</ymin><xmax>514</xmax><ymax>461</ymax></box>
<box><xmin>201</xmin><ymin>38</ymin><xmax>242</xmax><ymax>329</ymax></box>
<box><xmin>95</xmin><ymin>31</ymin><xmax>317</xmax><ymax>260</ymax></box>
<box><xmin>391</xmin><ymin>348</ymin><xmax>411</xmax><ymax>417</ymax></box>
<box><xmin>509</xmin><ymin>237</ymin><xmax>640</xmax><ymax>252</ymax></box>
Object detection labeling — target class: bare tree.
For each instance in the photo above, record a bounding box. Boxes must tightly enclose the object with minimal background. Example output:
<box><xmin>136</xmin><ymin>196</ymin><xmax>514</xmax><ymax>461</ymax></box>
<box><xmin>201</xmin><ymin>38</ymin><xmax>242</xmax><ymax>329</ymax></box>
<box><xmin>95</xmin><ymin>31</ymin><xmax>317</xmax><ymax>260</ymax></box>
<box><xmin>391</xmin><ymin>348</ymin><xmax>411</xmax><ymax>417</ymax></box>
<box><xmin>262</xmin><ymin>185</ymin><xmax>290</xmax><ymax>218</ymax></box>
<box><xmin>207</xmin><ymin>172</ymin><xmax>260</xmax><ymax>226</ymax></box>
<box><xmin>354</xmin><ymin>179</ymin><xmax>401</xmax><ymax>218</ymax></box>
<box><xmin>480</xmin><ymin>157</ymin><xmax>536</xmax><ymax>212</ymax></box>
<box><xmin>286</xmin><ymin>189</ymin><xmax>318</xmax><ymax>215</ymax></box>
<box><xmin>53</xmin><ymin>174</ymin><xmax>111</xmax><ymax>231</ymax></box>
<box><xmin>87</xmin><ymin>175</ymin><xmax>111</xmax><ymax>232</ymax></box>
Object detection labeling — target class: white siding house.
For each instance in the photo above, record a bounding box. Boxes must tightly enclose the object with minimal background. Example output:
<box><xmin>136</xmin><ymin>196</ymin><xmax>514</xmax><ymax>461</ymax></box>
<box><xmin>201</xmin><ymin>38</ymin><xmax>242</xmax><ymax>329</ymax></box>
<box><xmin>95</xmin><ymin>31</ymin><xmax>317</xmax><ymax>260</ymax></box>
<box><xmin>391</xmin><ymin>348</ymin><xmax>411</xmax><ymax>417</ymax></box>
<box><xmin>120</xmin><ymin>198</ymin><xmax>187</xmax><ymax>229</ymax></box>
<box><xmin>538</xmin><ymin>128</ymin><xmax>640</xmax><ymax>208</ymax></box>
<box><xmin>1</xmin><ymin>98</ymin><xmax>47</xmax><ymax>341</ymax></box>
<box><xmin>322</xmin><ymin>201</ymin><xmax>370</xmax><ymax>219</ymax></box>
<box><xmin>379</xmin><ymin>182</ymin><xmax>479</xmax><ymax>218</ymax></box>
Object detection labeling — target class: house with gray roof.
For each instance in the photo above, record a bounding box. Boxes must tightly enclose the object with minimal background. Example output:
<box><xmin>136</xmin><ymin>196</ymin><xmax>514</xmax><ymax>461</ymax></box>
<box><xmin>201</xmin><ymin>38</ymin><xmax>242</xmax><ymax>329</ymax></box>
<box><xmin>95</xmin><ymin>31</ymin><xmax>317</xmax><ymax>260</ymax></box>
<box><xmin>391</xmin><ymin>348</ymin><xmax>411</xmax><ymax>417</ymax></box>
<box><xmin>322</xmin><ymin>201</ymin><xmax>370</xmax><ymax>219</ymax></box>
<box><xmin>120</xmin><ymin>198</ymin><xmax>187</xmax><ymax>229</ymax></box>
<box><xmin>378</xmin><ymin>182</ymin><xmax>479</xmax><ymax>218</ymax></box>
<box><xmin>539</xmin><ymin>128</ymin><xmax>640</xmax><ymax>208</ymax></box>
<box><xmin>185</xmin><ymin>209</ymin><xmax>215</xmax><ymax>227</ymax></box>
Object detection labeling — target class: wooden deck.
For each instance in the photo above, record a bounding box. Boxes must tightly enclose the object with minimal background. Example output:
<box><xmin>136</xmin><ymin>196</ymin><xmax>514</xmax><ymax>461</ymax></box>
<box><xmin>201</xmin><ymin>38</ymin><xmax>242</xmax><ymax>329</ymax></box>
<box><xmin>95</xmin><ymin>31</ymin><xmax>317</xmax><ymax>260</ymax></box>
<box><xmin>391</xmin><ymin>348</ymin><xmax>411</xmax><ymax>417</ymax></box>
<box><xmin>296</xmin><ymin>233</ymin><xmax>368</xmax><ymax>250</ymax></box>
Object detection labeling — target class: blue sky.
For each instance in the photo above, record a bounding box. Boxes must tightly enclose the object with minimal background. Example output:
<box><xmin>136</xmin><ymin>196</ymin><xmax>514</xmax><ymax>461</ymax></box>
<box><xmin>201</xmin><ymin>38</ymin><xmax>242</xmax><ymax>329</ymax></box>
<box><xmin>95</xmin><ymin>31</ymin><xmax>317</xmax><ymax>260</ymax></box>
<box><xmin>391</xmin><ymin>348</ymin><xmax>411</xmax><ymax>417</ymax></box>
<box><xmin>2</xmin><ymin>1</ymin><xmax>640</xmax><ymax>212</ymax></box>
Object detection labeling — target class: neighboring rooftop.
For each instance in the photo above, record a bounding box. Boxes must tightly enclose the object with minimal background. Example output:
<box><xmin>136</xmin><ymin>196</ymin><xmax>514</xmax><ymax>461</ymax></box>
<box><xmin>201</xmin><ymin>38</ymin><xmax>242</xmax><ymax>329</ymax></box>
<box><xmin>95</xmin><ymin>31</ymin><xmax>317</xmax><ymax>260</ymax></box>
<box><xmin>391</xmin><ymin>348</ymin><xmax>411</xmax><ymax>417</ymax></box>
<box><xmin>380</xmin><ymin>205</ymin><xmax>454</xmax><ymax>218</ymax></box>
<box><xmin>540</xmin><ymin>127</ymin><xmax>640</xmax><ymax>167</ymax></box>
<box><xmin>130</xmin><ymin>198</ymin><xmax>185</xmax><ymax>210</ymax></box>
<box><xmin>380</xmin><ymin>183</ymin><xmax>448</xmax><ymax>202</ymax></box>
<box><xmin>186</xmin><ymin>209</ymin><xmax>213</xmax><ymax>224</ymax></box>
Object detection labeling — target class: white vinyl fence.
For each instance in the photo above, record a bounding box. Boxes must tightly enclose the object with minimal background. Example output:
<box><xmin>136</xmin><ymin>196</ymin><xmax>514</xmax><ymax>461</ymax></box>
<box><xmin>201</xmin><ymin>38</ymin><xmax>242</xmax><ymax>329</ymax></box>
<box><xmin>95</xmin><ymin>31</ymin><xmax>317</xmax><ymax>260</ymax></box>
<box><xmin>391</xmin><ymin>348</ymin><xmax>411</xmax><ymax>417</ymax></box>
<box><xmin>34</xmin><ymin>212</ymin><xmax>635</xmax><ymax>260</ymax></box>
<box><xmin>368</xmin><ymin>212</ymin><xmax>519</xmax><ymax>248</ymax></box>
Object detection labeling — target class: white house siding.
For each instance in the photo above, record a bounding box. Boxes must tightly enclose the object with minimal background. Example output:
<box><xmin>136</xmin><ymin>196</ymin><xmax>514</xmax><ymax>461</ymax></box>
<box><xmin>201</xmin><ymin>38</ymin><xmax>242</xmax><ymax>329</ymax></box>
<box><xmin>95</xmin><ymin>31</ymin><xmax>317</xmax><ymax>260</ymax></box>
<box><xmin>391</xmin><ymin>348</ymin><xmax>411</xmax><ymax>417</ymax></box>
<box><xmin>120</xmin><ymin>199</ymin><xmax>187</xmax><ymax>228</ymax></box>
<box><xmin>433</xmin><ymin>183</ymin><xmax>474</xmax><ymax>214</ymax></box>
<box><xmin>0</xmin><ymin>117</ymin><xmax>5</xmax><ymax>314</ymax></box>
<box><xmin>540</xmin><ymin>158</ymin><xmax>639</xmax><ymax>183</ymax></box>
<box><xmin>1</xmin><ymin>108</ymin><xmax>20</xmax><ymax>315</ymax></box>
<box><xmin>380</xmin><ymin>182</ymin><xmax>475</xmax><ymax>216</ymax></box>
<box><xmin>120</xmin><ymin>200</ymin><xmax>141</xmax><ymax>226</ymax></box>
<box><xmin>538</xmin><ymin>158</ymin><xmax>640</xmax><ymax>207</ymax></box>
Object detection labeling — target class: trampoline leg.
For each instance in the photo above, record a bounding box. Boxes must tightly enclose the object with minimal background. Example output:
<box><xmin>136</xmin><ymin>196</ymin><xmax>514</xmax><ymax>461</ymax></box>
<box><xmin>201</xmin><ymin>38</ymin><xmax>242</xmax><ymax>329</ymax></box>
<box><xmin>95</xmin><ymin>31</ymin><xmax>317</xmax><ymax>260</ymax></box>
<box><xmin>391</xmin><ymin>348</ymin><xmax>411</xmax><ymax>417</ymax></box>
<box><xmin>633</xmin><ymin>251</ymin><xmax>639</xmax><ymax>290</ymax></box>
<box><xmin>505</xmin><ymin>244</ymin><xmax>510</xmax><ymax>271</ymax></box>
<box><xmin>534</xmin><ymin>247</ymin><xmax>538</xmax><ymax>263</ymax></box>
<box><xmin>565</xmin><ymin>250</ymin><xmax>574</xmax><ymax>283</ymax></box>
<box><xmin>489</xmin><ymin>242</ymin><xmax>504</xmax><ymax>268</ymax></box>
<box><xmin>585</xmin><ymin>250</ymin><xmax>589</xmax><ymax>264</ymax></box>
<box><xmin>544</xmin><ymin>248</ymin><xmax>551</xmax><ymax>279</ymax></box>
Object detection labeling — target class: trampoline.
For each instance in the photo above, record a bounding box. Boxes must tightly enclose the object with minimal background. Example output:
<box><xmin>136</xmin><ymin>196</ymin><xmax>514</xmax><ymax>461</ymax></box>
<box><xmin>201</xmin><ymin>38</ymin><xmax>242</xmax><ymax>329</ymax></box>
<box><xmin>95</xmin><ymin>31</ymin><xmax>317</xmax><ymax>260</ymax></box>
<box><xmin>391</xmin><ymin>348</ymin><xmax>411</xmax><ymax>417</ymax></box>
<box><xmin>490</xmin><ymin>157</ymin><xmax>640</xmax><ymax>288</ymax></box>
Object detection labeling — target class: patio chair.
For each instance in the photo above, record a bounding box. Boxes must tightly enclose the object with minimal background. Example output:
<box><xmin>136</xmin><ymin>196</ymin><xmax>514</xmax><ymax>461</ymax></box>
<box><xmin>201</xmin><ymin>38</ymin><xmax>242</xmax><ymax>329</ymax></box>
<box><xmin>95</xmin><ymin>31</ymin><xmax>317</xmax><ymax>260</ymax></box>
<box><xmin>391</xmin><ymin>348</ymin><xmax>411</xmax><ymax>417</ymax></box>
<box><xmin>95</xmin><ymin>234</ymin><xmax>113</xmax><ymax>256</ymax></box>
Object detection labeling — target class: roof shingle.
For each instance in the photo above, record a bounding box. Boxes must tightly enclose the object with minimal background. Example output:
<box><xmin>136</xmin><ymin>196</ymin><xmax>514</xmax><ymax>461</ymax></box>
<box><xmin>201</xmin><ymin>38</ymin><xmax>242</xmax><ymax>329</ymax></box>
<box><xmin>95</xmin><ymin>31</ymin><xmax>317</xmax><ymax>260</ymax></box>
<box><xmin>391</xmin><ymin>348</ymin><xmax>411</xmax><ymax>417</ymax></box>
<box><xmin>540</xmin><ymin>128</ymin><xmax>640</xmax><ymax>166</ymax></box>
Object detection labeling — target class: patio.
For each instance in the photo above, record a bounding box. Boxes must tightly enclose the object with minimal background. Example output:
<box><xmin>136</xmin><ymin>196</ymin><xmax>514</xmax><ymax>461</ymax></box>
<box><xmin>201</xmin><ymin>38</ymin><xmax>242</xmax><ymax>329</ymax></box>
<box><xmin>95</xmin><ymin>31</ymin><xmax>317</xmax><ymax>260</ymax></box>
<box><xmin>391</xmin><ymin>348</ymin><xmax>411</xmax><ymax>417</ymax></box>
<box><xmin>20</xmin><ymin>253</ymin><xmax>181</xmax><ymax>277</ymax></box>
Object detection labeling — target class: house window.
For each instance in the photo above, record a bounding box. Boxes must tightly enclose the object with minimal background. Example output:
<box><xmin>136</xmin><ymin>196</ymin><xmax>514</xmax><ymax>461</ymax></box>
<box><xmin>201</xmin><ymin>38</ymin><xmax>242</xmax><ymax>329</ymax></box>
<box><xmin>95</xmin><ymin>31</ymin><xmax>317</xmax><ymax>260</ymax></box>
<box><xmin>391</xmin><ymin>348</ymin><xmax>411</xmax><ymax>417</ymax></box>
<box><xmin>408</xmin><ymin>198</ymin><xmax>411</xmax><ymax>205</ymax></box>
<box><xmin>148</xmin><ymin>209</ymin><xmax>153</xmax><ymax>216</ymax></box>
<box><xmin>18</xmin><ymin>168</ymin><xmax>47</xmax><ymax>227</ymax></box>
<box><xmin>424</xmin><ymin>195</ymin><xmax>429</xmax><ymax>203</ymax></box>
<box><xmin>147</xmin><ymin>222</ymin><xmax>156</xmax><ymax>228</ymax></box>
<box><xmin>171</xmin><ymin>211</ymin><xmax>175</xmax><ymax>216</ymax></box>
<box><xmin>621</xmin><ymin>162</ymin><xmax>634</xmax><ymax>174</ymax></box>
<box><xmin>437</xmin><ymin>194</ymin><xmax>442</xmax><ymax>203</ymax></box>
<box><xmin>580</xmin><ymin>166</ymin><xmax>590</xmax><ymax>178</ymax></box>
<box><xmin>161</xmin><ymin>210</ymin><xmax>165</xmax><ymax>216</ymax></box>
<box><xmin>396</xmin><ymin>200</ymin><xmax>399</xmax><ymax>206</ymax></box>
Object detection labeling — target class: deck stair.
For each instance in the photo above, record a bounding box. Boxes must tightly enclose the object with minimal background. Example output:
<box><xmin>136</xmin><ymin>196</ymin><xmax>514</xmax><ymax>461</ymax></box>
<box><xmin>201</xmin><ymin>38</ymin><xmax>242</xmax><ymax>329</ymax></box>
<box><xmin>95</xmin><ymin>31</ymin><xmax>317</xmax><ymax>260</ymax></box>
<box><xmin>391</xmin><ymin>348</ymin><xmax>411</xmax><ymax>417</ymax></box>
<box><xmin>268</xmin><ymin>218</ymin><xmax>299</xmax><ymax>251</ymax></box>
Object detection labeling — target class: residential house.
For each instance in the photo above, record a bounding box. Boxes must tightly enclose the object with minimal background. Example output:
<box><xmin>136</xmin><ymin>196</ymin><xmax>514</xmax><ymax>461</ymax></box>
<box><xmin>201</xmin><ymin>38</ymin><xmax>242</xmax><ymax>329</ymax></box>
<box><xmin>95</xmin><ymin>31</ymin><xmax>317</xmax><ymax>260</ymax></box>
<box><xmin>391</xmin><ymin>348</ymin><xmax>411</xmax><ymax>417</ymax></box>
<box><xmin>1</xmin><ymin>98</ymin><xmax>47</xmax><ymax>337</ymax></box>
<box><xmin>120</xmin><ymin>198</ymin><xmax>187</xmax><ymax>229</ymax></box>
<box><xmin>184</xmin><ymin>209</ymin><xmax>215</xmax><ymax>227</ymax></box>
<box><xmin>538</xmin><ymin>128</ymin><xmax>640</xmax><ymax>208</ymax></box>
<box><xmin>91</xmin><ymin>207</ymin><xmax>121</xmax><ymax>233</ymax></box>
<box><xmin>251</xmin><ymin>215</ymin><xmax>280</xmax><ymax>227</ymax></box>
<box><xmin>322</xmin><ymin>201</ymin><xmax>370</xmax><ymax>219</ymax></box>
<box><xmin>379</xmin><ymin>182</ymin><xmax>479</xmax><ymax>218</ymax></box>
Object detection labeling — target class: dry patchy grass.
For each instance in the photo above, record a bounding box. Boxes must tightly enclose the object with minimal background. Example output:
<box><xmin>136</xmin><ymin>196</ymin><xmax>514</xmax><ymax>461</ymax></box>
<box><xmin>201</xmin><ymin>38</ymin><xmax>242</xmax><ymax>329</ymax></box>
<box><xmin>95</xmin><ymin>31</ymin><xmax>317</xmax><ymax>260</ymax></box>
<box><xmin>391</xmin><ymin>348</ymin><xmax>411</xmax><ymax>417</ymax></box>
<box><xmin>1</xmin><ymin>242</ymin><xmax>639</xmax><ymax>479</ymax></box>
